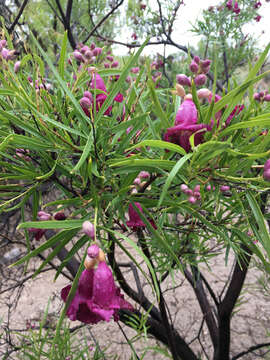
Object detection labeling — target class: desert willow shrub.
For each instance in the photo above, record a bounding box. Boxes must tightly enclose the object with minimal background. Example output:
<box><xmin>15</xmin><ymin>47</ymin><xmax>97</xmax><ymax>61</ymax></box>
<box><xmin>1</xmin><ymin>31</ymin><xmax>270</xmax><ymax>359</ymax></box>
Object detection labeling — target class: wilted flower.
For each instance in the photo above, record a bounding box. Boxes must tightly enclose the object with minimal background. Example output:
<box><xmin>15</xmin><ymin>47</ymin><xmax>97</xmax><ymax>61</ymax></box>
<box><xmin>61</xmin><ymin>247</ymin><xmax>133</xmax><ymax>324</ymax></box>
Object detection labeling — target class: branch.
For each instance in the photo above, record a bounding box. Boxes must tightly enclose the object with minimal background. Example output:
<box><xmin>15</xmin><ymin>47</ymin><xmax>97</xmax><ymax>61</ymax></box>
<box><xmin>214</xmin><ymin>247</ymin><xmax>252</xmax><ymax>360</ymax></box>
<box><xmin>184</xmin><ymin>266</ymin><xmax>218</xmax><ymax>348</ymax></box>
<box><xmin>232</xmin><ymin>342</ymin><xmax>270</xmax><ymax>360</ymax></box>
<box><xmin>54</xmin><ymin>0</ymin><xmax>76</xmax><ymax>49</ymax></box>
<box><xmin>8</xmin><ymin>0</ymin><xmax>29</xmax><ymax>33</ymax></box>
<box><xmin>83</xmin><ymin>0</ymin><xmax>124</xmax><ymax>44</ymax></box>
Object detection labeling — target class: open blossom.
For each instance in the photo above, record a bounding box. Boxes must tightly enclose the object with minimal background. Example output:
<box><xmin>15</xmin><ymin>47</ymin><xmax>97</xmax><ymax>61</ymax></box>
<box><xmin>80</xmin><ymin>73</ymin><xmax>123</xmax><ymax>116</ymax></box>
<box><xmin>164</xmin><ymin>98</ymin><xmax>210</xmax><ymax>152</ymax></box>
<box><xmin>61</xmin><ymin>246</ymin><xmax>133</xmax><ymax>324</ymax></box>
<box><xmin>126</xmin><ymin>202</ymin><xmax>156</xmax><ymax>230</ymax></box>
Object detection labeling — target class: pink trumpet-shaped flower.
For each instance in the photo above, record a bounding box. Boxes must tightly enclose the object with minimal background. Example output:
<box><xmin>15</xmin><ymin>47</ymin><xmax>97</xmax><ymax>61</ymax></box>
<box><xmin>164</xmin><ymin>99</ymin><xmax>210</xmax><ymax>152</ymax></box>
<box><xmin>126</xmin><ymin>202</ymin><xmax>156</xmax><ymax>230</ymax></box>
<box><xmin>61</xmin><ymin>261</ymin><xmax>133</xmax><ymax>324</ymax></box>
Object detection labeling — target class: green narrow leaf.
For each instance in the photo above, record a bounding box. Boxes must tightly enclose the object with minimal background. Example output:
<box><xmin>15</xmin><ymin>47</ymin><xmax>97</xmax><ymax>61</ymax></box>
<box><xmin>158</xmin><ymin>154</ymin><xmax>192</xmax><ymax>206</ymax></box>
<box><xmin>127</xmin><ymin>139</ymin><xmax>186</xmax><ymax>155</ymax></box>
<box><xmin>59</xmin><ymin>31</ymin><xmax>68</xmax><ymax>78</ymax></box>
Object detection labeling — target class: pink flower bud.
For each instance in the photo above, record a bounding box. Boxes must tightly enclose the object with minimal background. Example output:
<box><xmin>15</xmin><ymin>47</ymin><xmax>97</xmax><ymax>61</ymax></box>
<box><xmin>139</xmin><ymin>171</ymin><xmax>150</xmax><ymax>179</ymax></box>
<box><xmin>14</xmin><ymin>61</ymin><xmax>21</xmax><ymax>73</ymax></box>
<box><xmin>264</xmin><ymin>94</ymin><xmax>270</xmax><ymax>102</ymax></box>
<box><xmin>131</xmin><ymin>67</ymin><xmax>139</xmax><ymax>74</ymax></box>
<box><xmin>190</xmin><ymin>61</ymin><xmax>199</xmax><ymax>73</ymax></box>
<box><xmin>93</xmin><ymin>47</ymin><xmax>102</xmax><ymax>56</ymax></box>
<box><xmin>80</xmin><ymin>46</ymin><xmax>90</xmax><ymax>54</ymax></box>
<box><xmin>197</xmin><ymin>88</ymin><xmax>211</xmax><ymax>99</ymax></box>
<box><xmin>133</xmin><ymin>177</ymin><xmax>141</xmax><ymax>185</ymax></box>
<box><xmin>87</xmin><ymin>244</ymin><xmax>100</xmax><ymax>258</ymax></box>
<box><xmin>254</xmin><ymin>15</ymin><xmax>262</xmax><ymax>22</ymax></box>
<box><xmin>220</xmin><ymin>185</ymin><xmax>230</xmax><ymax>192</ymax></box>
<box><xmin>176</xmin><ymin>74</ymin><xmax>191</xmax><ymax>87</ymax></box>
<box><xmin>194</xmin><ymin>184</ymin><xmax>200</xmax><ymax>192</ymax></box>
<box><xmin>193</xmin><ymin>191</ymin><xmax>201</xmax><ymax>199</ymax></box>
<box><xmin>84</xmin><ymin>91</ymin><xmax>93</xmax><ymax>101</ymax></box>
<box><xmin>264</xmin><ymin>169</ymin><xmax>270</xmax><ymax>181</ymax></box>
<box><xmin>226</xmin><ymin>0</ymin><xmax>232</xmax><ymax>9</ymax></box>
<box><xmin>111</xmin><ymin>61</ymin><xmax>119</xmax><ymax>68</ymax></box>
<box><xmin>104</xmin><ymin>62</ymin><xmax>110</xmax><ymax>68</ymax></box>
<box><xmin>38</xmin><ymin>211</ymin><xmax>51</xmax><ymax>220</ymax></box>
<box><xmin>80</xmin><ymin>96</ymin><xmax>92</xmax><ymax>109</ymax></box>
<box><xmin>106</xmin><ymin>55</ymin><xmax>114</xmax><ymax>62</ymax></box>
<box><xmin>188</xmin><ymin>196</ymin><xmax>197</xmax><ymax>204</ymax></box>
<box><xmin>180</xmin><ymin>184</ymin><xmax>189</xmax><ymax>192</ymax></box>
<box><xmin>185</xmin><ymin>189</ymin><xmax>193</xmax><ymax>196</ymax></box>
<box><xmin>253</xmin><ymin>92</ymin><xmax>261</xmax><ymax>101</ymax></box>
<box><xmin>84</xmin><ymin>50</ymin><xmax>93</xmax><ymax>59</ymax></box>
<box><xmin>193</xmin><ymin>56</ymin><xmax>200</xmax><ymax>64</ymax></box>
<box><xmin>73</xmin><ymin>50</ymin><xmax>84</xmax><ymax>62</ymax></box>
<box><xmin>194</xmin><ymin>74</ymin><xmax>207</xmax><ymax>86</ymax></box>
<box><xmin>0</xmin><ymin>39</ymin><xmax>7</xmax><ymax>50</ymax></box>
<box><xmin>90</xmin><ymin>42</ymin><xmax>96</xmax><ymax>50</ymax></box>
<box><xmin>82</xmin><ymin>221</ymin><xmax>95</xmax><ymax>239</ymax></box>
<box><xmin>126</xmin><ymin>76</ymin><xmax>132</xmax><ymax>83</ymax></box>
<box><xmin>1</xmin><ymin>47</ymin><xmax>9</xmax><ymax>60</ymax></box>
<box><xmin>264</xmin><ymin>159</ymin><xmax>270</xmax><ymax>171</ymax></box>
<box><xmin>201</xmin><ymin>59</ymin><xmax>211</xmax><ymax>69</ymax></box>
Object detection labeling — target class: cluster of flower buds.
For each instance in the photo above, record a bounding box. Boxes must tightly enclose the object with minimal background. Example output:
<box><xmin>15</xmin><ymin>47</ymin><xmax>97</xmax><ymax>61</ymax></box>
<box><xmin>27</xmin><ymin>77</ymin><xmax>52</xmax><ymax>93</ymax></box>
<box><xmin>226</xmin><ymin>0</ymin><xmax>240</xmax><ymax>14</ymax></box>
<box><xmin>176</xmin><ymin>56</ymin><xmax>211</xmax><ymax>89</ymax></box>
<box><xmin>71</xmin><ymin>42</ymin><xmax>103</xmax><ymax>65</ymax></box>
<box><xmin>0</xmin><ymin>39</ymin><xmax>16</xmax><ymax>61</ymax></box>
<box><xmin>133</xmin><ymin>171</ymin><xmax>151</xmax><ymax>188</ymax></box>
<box><xmin>15</xmin><ymin>148</ymin><xmax>30</xmax><ymax>161</ymax></box>
<box><xmin>263</xmin><ymin>159</ymin><xmax>270</xmax><ymax>181</ymax></box>
<box><xmin>181</xmin><ymin>184</ymin><xmax>201</xmax><ymax>204</ymax></box>
<box><xmin>28</xmin><ymin>210</ymin><xmax>66</xmax><ymax>240</ymax></box>
<box><xmin>253</xmin><ymin>91</ymin><xmax>270</xmax><ymax>102</ymax></box>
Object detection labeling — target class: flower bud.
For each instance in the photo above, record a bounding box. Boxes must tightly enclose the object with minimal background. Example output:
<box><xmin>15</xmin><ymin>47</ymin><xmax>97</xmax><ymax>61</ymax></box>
<box><xmin>194</xmin><ymin>74</ymin><xmax>207</xmax><ymax>86</ymax></box>
<box><xmin>133</xmin><ymin>177</ymin><xmax>141</xmax><ymax>185</ymax></box>
<box><xmin>176</xmin><ymin>74</ymin><xmax>191</xmax><ymax>87</ymax></box>
<box><xmin>90</xmin><ymin>42</ymin><xmax>96</xmax><ymax>50</ymax></box>
<box><xmin>111</xmin><ymin>60</ymin><xmax>119</xmax><ymax>68</ymax></box>
<box><xmin>264</xmin><ymin>159</ymin><xmax>270</xmax><ymax>171</ymax></box>
<box><xmin>80</xmin><ymin>46</ymin><xmax>90</xmax><ymax>54</ymax></box>
<box><xmin>180</xmin><ymin>184</ymin><xmax>189</xmax><ymax>192</ymax></box>
<box><xmin>201</xmin><ymin>59</ymin><xmax>211</xmax><ymax>69</ymax></box>
<box><xmin>82</xmin><ymin>221</ymin><xmax>95</xmax><ymax>239</ymax></box>
<box><xmin>84</xmin><ymin>91</ymin><xmax>93</xmax><ymax>101</ymax></box>
<box><xmin>104</xmin><ymin>62</ymin><xmax>110</xmax><ymax>68</ymax></box>
<box><xmin>87</xmin><ymin>244</ymin><xmax>100</xmax><ymax>258</ymax></box>
<box><xmin>264</xmin><ymin>94</ymin><xmax>270</xmax><ymax>102</ymax></box>
<box><xmin>73</xmin><ymin>50</ymin><xmax>84</xmax><ymax>62</ymax></box>
<box><xmin>253</xmin><ymin>92</ymin><xmax>261</xmax><ymax>101</ymax></box>
<box><xmin>193</xmin><ymin>56</ymin><xmax>200</xmax><ymax>64</ymax></box>
<box><xmin>176</xmin><ymin>84</ymin><xmax>186</xmax><ymax>97</ymax></box>
<box><xmin>84</xmin><ymin>50</ymin><xmax>93</xmax><ymax>59</ymax></box>
<box><xmin>126</xmin><ymin>75</ymin><xmax>132</xmax><ymax>83</ymax></box>
<box><xmin>80</xmin><ymin>96</ymin><xmax>92</xmax><ymax>109</ymax></box>
<box><xmin>131</xmin><ymin>67</ymin><xmax>139</xmax><ymax>74</ymax></box>
<box><xmin>38</xmin><ymin>211</ymin><xmax>51</xmax><ymax>220</ymax></box>
<box><xmin>197</xmin><ymin>88</ymin><xmax>211</xmax><ymax>99</ymax></box>
<box><xmin>188</xmin><ymin>196</ymin><xmax>197</xmax><ymax>204</ymax></box>
<box><xmin>263</xmin><ymin>169</ymin><xmax>270</xmax><ymax>181</ymax></box>
<box><xmin>106</xmin><ymin>55</ymin><xmax>114</xmax><ymax>62</ymax></box>
<box><xmin>54</xmin><ymin>212</ymin><xmax>66</xmax><ymax>220</ymax></box>
<box><xmin>190</xmin><ymin>61</ymin><xmax>199</xmax><ymax>73</ymax></box>
<box><xmin>194</xmin><ymin>184</ymin><xmax>200</xmax><ymax>192</ymax></box>
<box><xmin>139</xmin><ymin>171</ymin><xmax>150</xmax><ymax>179</ymax></box>
<box><xmin>14</xmin><ymin>61</ymin><xmax>21</xmax><ymax>73</ymax></box>
<box><xmin>0</xmin><ymin>39</ymin><xmax>7</xmax><ymax>50</ymax></box>
<box><xmin>193</xmin><ymin>191</ymin><xmax>201</xmax><ymax>199</ymax></box>
<box><xmin>1</xmin><ymin>48</ymin><xmax>9</xmax><ymax>60</ymax></box>
<box><xmin>220</xmin><ymin>185</ymin><xmax>230</xmax><ymax>192</ymax></box>
<box><xmin>93</xmin><ymin>47</ymin><xmax>102</xmax><ymax>56</ymax></box>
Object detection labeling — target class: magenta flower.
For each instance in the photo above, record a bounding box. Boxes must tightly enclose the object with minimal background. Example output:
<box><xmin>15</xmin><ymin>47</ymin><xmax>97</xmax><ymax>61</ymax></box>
<box><xmin>226</xmin><ymin>0</ymin><xmax>233</xmax><ymax>10</ymax></box>
<box><xmin>254</xmin><ymin>15</ymin><xmax>262</xmax><ymax>22</ymax></box>
<box><xmin>61</xmin><ymin>261</ymin><xmax>133</xmax><ymax>324</ymax></box>
<box><xmin>164</xmin><ymin>99</ymin><xmax>210</xmax><ymax>152</ymax></box>
<box><xmin>79</xmin><ymin>73</ymin><xmax>123</xmax><ymax>116</ymax></box>
<box><xmin>126</xmin><ymin>202</ymin><xmax>156</xmax><ymax>230</ymax></box>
